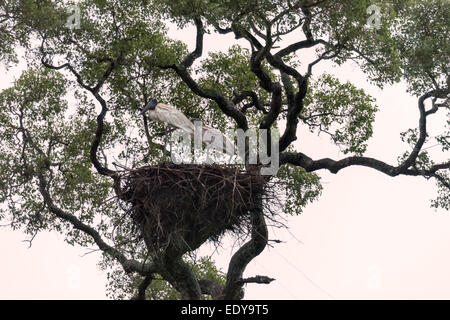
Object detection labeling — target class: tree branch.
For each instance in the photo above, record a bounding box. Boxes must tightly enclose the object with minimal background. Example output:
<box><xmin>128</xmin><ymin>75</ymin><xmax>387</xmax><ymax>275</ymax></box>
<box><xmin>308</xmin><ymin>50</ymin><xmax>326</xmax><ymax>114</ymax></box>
<box><xmin>275</xmin><ymin>39</ymin><xmax>327</xmax><ymax>58</ymax></box>
<box><xmin>397</xmin><ymin>89</ymin><xmax>449</xmax><ymax>173</ymax></box>
<box><xmin>156</xmin><ymin>245</ymin><xmax>203</xmax><ymax>300</ymax></box>
<box><xmin>231</xmin><ymin>25</ymin><xmax>310</xmax><ymax>151</ymax></box>
<box><xmin>280</xmin><ymin>85</ymin><xmax>449</xmax><ymax>190</ymax></box>
<box><xmin>159</xmin><ymin>18</ymin><xmax>248</xmax><ymax>130</ymax></box>
<box><xmin>40</xmin><ymin>37</ymin><xmax>123</xmax><ymax>194</ymax></box>
<box><xmin>181</xmin><ymin>17</ymin><xmax>204</xmax><ymax>69</ymax></box>
<box><xmin>280</xmin><ymin>152</ymin><xmax>450</xmax><ymax>187</ymax></box>
<box><xmin>36</xmin><ymin>165</ymin><xmax>155</xmax><ymax>275</ymax></box>
<box><xmin>223</xmin><ymin>200</ymin><xmax>267</xmax><ymax>300</ymax></box>
<box><xmin>198</xmin><ymin>279</ymin><xmax>224</xmax><ymax>300</ymax></box>
<box><xmin>133</xmin><ymin>273</ymin><xmax>154</xmax><ymax>300</ymax></box>
<box><xmin>236</xmin><ymin>275</ymin><xmax>275</xmax><ymax>285</ymax></box>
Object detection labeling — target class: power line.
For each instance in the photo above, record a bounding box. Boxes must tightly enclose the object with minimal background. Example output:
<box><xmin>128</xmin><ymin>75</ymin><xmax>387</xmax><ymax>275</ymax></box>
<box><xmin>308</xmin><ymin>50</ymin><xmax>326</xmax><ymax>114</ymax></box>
<box><xmin>252</xmin><ymin>259</ymin><xmax>299</xmax><ymax>299</ymax></box>
<box><xmin>270</xmin><ymin>248</ymin><xmax>336</xmax><ymax>299</ymax></box>
<box><xmin>252</xmin><ymin>226</ymin><xmax>335</xmax><ymax>299</ymax></box>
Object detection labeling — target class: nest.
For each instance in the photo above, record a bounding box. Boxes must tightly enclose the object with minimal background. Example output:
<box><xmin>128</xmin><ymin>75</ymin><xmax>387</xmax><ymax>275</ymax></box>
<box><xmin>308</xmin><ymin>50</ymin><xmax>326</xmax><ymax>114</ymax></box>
<box><xmin>118</xmin><ymin>163</ymin><xmax>272</xmax><ymax>252</ymax></box>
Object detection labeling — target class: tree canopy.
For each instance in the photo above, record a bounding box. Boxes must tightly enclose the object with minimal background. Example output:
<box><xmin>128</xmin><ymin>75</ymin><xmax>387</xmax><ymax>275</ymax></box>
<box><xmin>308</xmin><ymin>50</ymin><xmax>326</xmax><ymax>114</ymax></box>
<box><xmin>0</xmin><ymin>0</ymin><xmax>448</xmax><ymax>299</ymax></box>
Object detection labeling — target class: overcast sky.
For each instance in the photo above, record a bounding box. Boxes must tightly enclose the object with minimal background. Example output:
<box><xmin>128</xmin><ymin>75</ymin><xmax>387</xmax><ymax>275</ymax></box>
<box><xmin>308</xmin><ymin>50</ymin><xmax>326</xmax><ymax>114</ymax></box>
<box><xmin>0</xmin><ymin>14</ymin><xmax>449</xmax><ymax>300</ymax></box>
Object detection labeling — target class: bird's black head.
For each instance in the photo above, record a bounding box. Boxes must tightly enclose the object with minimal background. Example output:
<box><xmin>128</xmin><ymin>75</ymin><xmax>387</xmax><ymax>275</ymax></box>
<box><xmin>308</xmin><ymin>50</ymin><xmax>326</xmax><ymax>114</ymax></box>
<box><xmin>140</xmin><ymin>98</ymin><xmax>158</xmax><ymax>115</ymax></box>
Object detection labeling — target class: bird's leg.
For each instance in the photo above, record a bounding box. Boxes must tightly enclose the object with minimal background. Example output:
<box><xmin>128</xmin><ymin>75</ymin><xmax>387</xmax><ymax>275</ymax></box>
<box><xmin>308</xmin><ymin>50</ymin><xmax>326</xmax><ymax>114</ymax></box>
<box><xmin>163</xmin><ymin>123</ymin><xmax>169</xmax><ymax>161</ymax></box>
<box><xmin>227</xmin><ymin>154</ymin><xmax>234</xmax><ymax>165</ymax></box>
<box><xmin>169</xmin><ymin>128</ymin><xmax>173</xmax><ymax>160</ymax></box>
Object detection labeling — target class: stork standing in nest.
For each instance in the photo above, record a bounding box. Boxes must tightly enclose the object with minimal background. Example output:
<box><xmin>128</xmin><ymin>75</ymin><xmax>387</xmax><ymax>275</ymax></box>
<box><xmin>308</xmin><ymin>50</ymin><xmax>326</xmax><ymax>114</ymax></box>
<box><xmin>140</xmin><ymin>98</ymin><xmax>235</xmax><ymax>159</ymax></box>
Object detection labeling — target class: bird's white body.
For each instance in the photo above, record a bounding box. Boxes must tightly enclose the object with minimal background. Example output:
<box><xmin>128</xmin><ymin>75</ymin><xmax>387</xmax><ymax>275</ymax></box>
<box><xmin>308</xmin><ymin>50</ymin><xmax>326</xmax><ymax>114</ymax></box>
<box><xmin>146</xmin><ymin>103</ymin><xmax>195</xmax><ymax>134</ymax></box>
<box><xmin>200</xmin><ymin>125</ymin><xmax>235</xmax><ymax>156</ymax></box>
<box><xmin>141</xmin><ymin>101</ymin><xmax>235</xmax><ymax>156</ymax></box>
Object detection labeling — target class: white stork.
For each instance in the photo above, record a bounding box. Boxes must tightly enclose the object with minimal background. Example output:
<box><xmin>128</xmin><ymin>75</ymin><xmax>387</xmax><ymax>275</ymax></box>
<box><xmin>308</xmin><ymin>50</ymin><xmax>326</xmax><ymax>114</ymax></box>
<box><xmin>140</xmin><ymin>98</ymin><xmax>235</xmax><ymax>157</ymax></box>
<box><xmin>140</xmin><ymin>98</ymin><xmax>194</xmax><ymax>134</ymax></box>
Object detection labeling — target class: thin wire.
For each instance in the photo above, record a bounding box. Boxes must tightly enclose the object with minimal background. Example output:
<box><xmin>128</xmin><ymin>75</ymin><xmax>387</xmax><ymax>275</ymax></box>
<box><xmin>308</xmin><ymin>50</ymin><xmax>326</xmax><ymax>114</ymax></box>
<box><xmin>252</xmin><ymin>259</ymin><xmax>299</xmax><ymax>299</ymax></box>
<box><xmin>251</xmin><ymin>227</ymin><xmax>335</xmax><ymax>299</ymax></box>
<box><xmin>286</xmin><ymin>228</ymin><xmax>304</xmax><ymax>245</ymax></box>
<box><xmin>269</xmin><ymin>248</ymin><xmax>335</xmax><ymax>299</ymax></box>
<box><xmin>422</xmin><ymin>143</ymin><xmax>441</xmax><ymax>151</ymax></box>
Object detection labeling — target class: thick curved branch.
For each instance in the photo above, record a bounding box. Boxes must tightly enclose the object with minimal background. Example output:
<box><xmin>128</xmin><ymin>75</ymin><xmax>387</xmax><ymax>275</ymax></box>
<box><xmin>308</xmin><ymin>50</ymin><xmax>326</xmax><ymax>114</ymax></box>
<box><xmin>198</xmin><ymin>279</ymin><xmax>224</xmax><ymax>300</ymax></box>
<box><xmin>181</xmin><ymin>18</ymin><xmax>204</xmax><ymax>68</ymax></box>
<box><xmin>279</xmin><ymin>78</ymin><xmax>308</xmax><ymax>151</ymax></box>
<box><xmin>89</xmin><ymin>91</ymin><xmax>117</xmax><ymax>177</ymax></box>
<box><xmin>167</xmin><ymin>65</ymin><xmax>248</xmax><ymax>130</ymax></box>
<box><xmin>40</xmin><ymin>38</ymin><xmax>123</xmax><ymax>195</ymax></box>
<box><xmin>260</xmin><ymin>83</ymin><xmax>282</xmax><ymax>130</ymax></box>
<box><xmin>15</xmin><ymin>93</ymin><xmax>149</xmax><ymax>276</ymax></box>
<box><xmin>276</xmin><ymin>39</ymin><xmax>327</xmax><ymax>58</ymax></box>
<box><xmin>234</xmin><ymin>22</ymin><xmax>330</xmax><ymax>152</ymax></box>
<box><xmin>244</xmin><ymin>33</ymin><xmax>283</xmax><ymax>131</ymax></box>
<box><xmin>233</xmin><ymin>25</ymin><xmax>310</xmax><ymax>151</ymax></box>
<box><xmin>159</xmin><ymin>18</ymin><xmax>248</xmax><ymax>130</ymax></box>
<box><xmin>281</xmin><ymin>152</ymin><xmax>400</xmax><ymax>175</ymax></box>
<box><xmin>156</xmin><ymin>245</ymin><xmax>202</xmax><ymax>300</ymax></box>
<box><xmin>223</xmin><ymin>201</ymin><xmax>268</xmax><ymax>300</ymax></box>
<box><xmin>397</xmin><ymin>89</ymin><xmax>449</xmax><ymax>173</ymax></box>
<box><xmin>133</xmin><ymin>273</ymin><xmax>154</xmax><ymax>300</ymax></box>
<box><xmin>233</xmin><ymin>90</ymin><xmax>268</xmax><ymax>115</ymax></box>
<box><xmin>280</xmin><ymin>152</ymin><xmax>449</xmax><ymax>186</ymax></box>
<box><xmin>36</xmin><ymin>166</ymin><xmax>155</xmax><ymax>275</ymax></box>
<box><xmin>280</xmin><ymin>87</ymin><xmax>449</xmax><ymax>190</ymax></box>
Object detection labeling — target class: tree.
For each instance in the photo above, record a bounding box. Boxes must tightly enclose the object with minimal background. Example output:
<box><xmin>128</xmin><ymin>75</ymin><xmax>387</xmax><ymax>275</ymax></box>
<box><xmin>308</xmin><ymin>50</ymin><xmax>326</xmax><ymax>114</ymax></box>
<box><xmin>0</xmin><ymin>0</ymin><xmax>448</xmax><ymax>300</ymax></box>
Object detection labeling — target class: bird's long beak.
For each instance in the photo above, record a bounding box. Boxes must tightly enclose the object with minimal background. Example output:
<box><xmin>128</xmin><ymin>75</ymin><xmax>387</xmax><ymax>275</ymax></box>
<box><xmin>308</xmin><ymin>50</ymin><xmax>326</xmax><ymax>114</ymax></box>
<box><xmin>140</xmin><ymin>99</ymin><xmax>157</xmax><ymax>115</ymax></box>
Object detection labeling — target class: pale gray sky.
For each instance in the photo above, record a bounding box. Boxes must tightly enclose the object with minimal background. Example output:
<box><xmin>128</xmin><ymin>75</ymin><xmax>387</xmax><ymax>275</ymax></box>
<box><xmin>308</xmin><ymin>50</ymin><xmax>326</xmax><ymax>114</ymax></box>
<box><xmin>0</xmin><ymin>17</ymin><xmax>449</xmax><ymax>300</ymax></box>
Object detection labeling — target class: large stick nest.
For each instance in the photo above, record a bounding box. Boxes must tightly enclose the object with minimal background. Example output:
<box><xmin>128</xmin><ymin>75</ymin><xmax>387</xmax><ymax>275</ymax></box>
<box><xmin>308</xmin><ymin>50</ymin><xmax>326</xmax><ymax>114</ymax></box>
<box><xmin>118</xmin><ymin>163</ymin><xmax>275</xmax><ymax>252</ymax></box>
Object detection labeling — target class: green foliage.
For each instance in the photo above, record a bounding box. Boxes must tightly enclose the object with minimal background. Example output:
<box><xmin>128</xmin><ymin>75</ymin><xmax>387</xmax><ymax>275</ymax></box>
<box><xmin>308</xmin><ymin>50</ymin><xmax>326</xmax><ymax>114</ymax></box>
<box><xmin>309</xmin><ymin>0</ymin><xmax>448</xmax><ymax>94</ymax></box>
<box><xmin>198</xmin><ymin>45</ymin><xmax>272</xmax><ymax>129</ymax></box>
<box><xmin>104</xmin><ymin>256</ymin><xmax>226</xmax><ymax>300</ymax></box>
<box><xmin>303</xmin><ymin>74</ymin><xmax>378</xmax><ymax>155</ymax></box>
<box><xmin>432</xmin><ymin>171</ymin><xmax>449</xmax><ymax>210</ymax></box>
<box><xmin>277</xmin><ymin>164</ymin><xmax>322</xmax><ymax>215</ymax></box>
<box><xmin>309</xmin><ymin>1</ymin><xmax>402</xmax><ymax>86</ymax></box>
<box><xmin>399</xmin><ymin>127</ymin><xmax>449</xmax><ymax>210</ymax></box>
<box><xmin>395</xmin><ymin>0</ymin><xmax>449</xmax><ymax>95</ymax></box>
<box><xmin>0</xmin><ymin>68</ymin><xmax>116</xmax><ymax>243</ymax></box>
<box><xmin>0</xmin><ymin>0</ymin><xmax>448</xmax><ymax>300</ymax></box>
<box><xmin>200</xmin><ymin>46</ymin><xmax>259</xmax><ymax>100</ymax></box>
<box><xmin>153</xmin><ymin>0</ymin><xmax>279</xmax><ymax>28</ymax></box>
